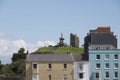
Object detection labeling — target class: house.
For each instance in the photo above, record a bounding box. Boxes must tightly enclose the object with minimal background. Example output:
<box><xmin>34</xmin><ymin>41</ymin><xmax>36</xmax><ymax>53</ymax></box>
<box><xmin>87</xmin><ymin>27</ymin><xmax>120</xmax><ymax>80</ymax></box>
<box><xmin>89</xmin><ymin>48</ymin><xmax>120</xmax><ymax>80</ymax></box>
<box><xmin>84</xmin><ymin>27</ymin><xmax>117</xmax><ymax>54</ymax></box>
<box><xmin>26</xmin><ymin>54</ymin><xmax>89</xmax><ymax>80</ymax></box>
<box><xmin>73</xmin><ymin>54</ymin><xmax>89</xmax><ymax>80</ymax></box>
<box><xmin>26</xmin><ymin>54</ymin><xmax>74</xmax><ymax>80</ymax></box>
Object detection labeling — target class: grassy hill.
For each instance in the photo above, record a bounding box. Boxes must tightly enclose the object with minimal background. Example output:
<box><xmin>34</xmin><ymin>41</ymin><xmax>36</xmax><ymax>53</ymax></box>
<box><xmin>35</xmin><ymin>46</ymin><xmax>83</xmax><ymax>54</ymax></box>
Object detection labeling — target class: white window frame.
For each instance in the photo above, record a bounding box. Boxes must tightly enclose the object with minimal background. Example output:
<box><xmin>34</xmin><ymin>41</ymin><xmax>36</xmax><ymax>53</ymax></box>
<box><xmin>114</xmin><ymin>63</ymin><xmax>118</xmax><ymax>69</ymax></box>
<box><xmin>96</xmin><ymin>63</ymin><xmax>100</xmax><ymax>69</ymax></box>
<box><xmin>105</xmin><ymin>54</ymin><xmax>109</xmax><ymax>60</ymax></box>
<box><xmin>94</xmin><ymin>72</ymin><xmax>100</xmax><ymax>79</ymax></box>
<box><xmin>79</xmin><ymin>73</ymin><xmax>84</xmax><ymax>79</ymax></box>
<box><xmin>79</xmin><ymin>64</ymin><xmax>83</xmax><ymax>70</ymax></box>
<box><xmin>64</xmin><ymin>64</ymin><xmax>67</xmax><ymax>69</ymax></box>
<box><xmin>32</xmin><ymin>73</ymin><xmax>39</xmax><ymax>80</ymax></box>
<box><xmin>105</xmin><ymin>71</ymin><xmax>109</xmax><ymax>79</ymax></box>
<box><xmin>114</xmin><ymin>54</ymin><xmax>118</xmax><ymax>60</ymax></box>
<box><xmin>63</xmin><ymin>74</ymin><xmax>67</xmax><ymax>80</ymax></box>
<box><xmin>32</xmin><ymin>62</ymin><xmax>38</xmax><ymax>69</ymax></box>
<box><xmin>96</xmin><ymin>54</ymin><xmax>100</xmax><ymax>60</ymax></box>
<box><xmin>105</xmin><ymin>63</ymin><xmax>110</xmax><ymax>69</ymax></box>
<box><xmin>48</xmin><ymin>63</ymin><xmax>52</xmax><ymax>69</ymax></box>
<box><xmin>48</xmin><ymin>75</ymin><xmax>51</xmax><ymax>80</ymax></box>
<box><xmin>114</xmin><ymin>71</ymin><xmax>118</xmax><ymax>79</ymax></box>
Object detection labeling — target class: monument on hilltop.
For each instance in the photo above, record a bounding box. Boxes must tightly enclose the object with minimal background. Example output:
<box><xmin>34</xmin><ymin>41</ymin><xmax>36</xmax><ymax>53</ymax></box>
<box><xmin>70</xmin><ymin>33</ymin><xmax>79</xmax><ymax>47</ymax></box>
<box><xmin>55</xmin><ymin>33</ymin><xmax>68</xmax><ymax>47</ymax></box>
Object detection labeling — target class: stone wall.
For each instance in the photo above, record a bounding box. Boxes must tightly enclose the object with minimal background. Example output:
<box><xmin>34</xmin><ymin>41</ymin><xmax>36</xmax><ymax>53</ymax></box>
<box><xmin>70</xmin><ymin>33</ymin><xmax>79</xmax><ymax>47</ymax></box>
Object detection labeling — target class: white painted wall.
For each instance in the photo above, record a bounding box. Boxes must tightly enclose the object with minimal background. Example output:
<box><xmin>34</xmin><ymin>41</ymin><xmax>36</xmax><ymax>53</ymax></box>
<box><xmin>73</xmin><ymin>61</ymin><xmax>89</xmax><ymax>80</ymax></box>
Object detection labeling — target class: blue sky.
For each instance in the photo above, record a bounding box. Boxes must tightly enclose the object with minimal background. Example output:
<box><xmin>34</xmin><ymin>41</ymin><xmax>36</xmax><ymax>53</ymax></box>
<box><xmin>0</xmin><ymin>0</ymin><xmax>120</xmax><ymax>64</ymax></box>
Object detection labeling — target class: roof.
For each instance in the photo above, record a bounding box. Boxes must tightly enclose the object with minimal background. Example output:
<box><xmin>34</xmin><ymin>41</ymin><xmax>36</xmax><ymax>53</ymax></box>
<box><xmin>73</xmin><ymin>54</ymin><xmax>88</xmax><ymax>61</ymax></box>
<box><xmin>26</xmin><ymin>54</ymin><xmax>73</xmax><ymax>62</ymax></box>
<box><xmin>26</xmin><ymin>54</ymin><xmax>88</xmax><ymax>62</ymax></box>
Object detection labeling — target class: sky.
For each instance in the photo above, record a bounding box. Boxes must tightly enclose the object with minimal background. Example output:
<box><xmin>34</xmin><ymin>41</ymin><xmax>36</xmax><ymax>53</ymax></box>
<box><xmin>0</xmin><ymin>0</ymin><xmax>120</xmax><ymax>64</ymax></box>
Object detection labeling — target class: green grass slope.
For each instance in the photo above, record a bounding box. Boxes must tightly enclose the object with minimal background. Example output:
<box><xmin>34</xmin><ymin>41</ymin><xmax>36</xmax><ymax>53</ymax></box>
<box><xmin>35</xmin><ymin>46</ymin><xmax>83</xmax><ymax>54</ymax></box>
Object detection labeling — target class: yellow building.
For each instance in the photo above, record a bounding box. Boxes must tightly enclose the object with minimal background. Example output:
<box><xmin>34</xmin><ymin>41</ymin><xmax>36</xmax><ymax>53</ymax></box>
<box><xmin>26</xmin><ymin>54</ymin><xmax>74</xmax><ymax>80</ymax></box>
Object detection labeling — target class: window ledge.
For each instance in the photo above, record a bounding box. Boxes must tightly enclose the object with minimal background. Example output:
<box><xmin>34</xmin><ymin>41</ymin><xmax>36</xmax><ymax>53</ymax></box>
<box><xmin>96</xmin><ymin>59</ymin><xmax>100</xmax><ymax>61</ymax></box>
<box><xmin>47</xmin><ymin>68</ymin><xmax>52</xmax><ymax>71</ymax></box>
<box><xmin>63</xmin><ymin>69</ymin><xmax>67</xmax><ymax>71</ymax></box>
<box><xmin>94</xmin><ymin>78</ymin><xmax>101</xmax><ymax>80</ymax></box>
<box><xmin>104</xmin><ymin>78</ymin><xmax>109</xmax><ymax>80</ymax></box>
<box><xmin>104</xmin><ymin>59</ymin><xmax>109</xmax><ymax>61</ymax></box>
<box><xmin>113</xmin><ymin>59</ymin><xmax>118</xmax><ymax>61</ymax></box>
<box><xmin>96</xmin><ymin>68</ymin><xmax>100</xmax><ymax>70</ymax></box>
<box><xmin>113</xmin><ymin>78</ymin><xmax>118</xmax><ymax>80</ymax></box>
<box><xmin>104</xmin><ymin>68</ymin><xmax>110</xmax><ymax>70</ymax></box>
<box><xmin>78</xmin><ymin>70</ymin><xmax>85</xmax><ymax>73</ymax></box>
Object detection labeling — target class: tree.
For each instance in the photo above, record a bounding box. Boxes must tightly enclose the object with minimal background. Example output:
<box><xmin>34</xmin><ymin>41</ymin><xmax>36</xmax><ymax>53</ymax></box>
<box><xmin>0</xmin><ymin>60</ymin><xmax>2</xmax><ymax>72</ymax></box>
<box><xmin>18</xmin><ymin>48</ymin><xmax>25</xmax><ymax>54</ymax></box>
<box><xmin>1</xmin><ymin>64</ymin><xmax>15</xmax><ymax>76</ymax></box>
<box><xmin>0</xmin><ymin>60</ymin><xmax>4</xmax><ymax>74</ymax></box>
<box><xmin>11</xmin><ymin>47</ymin><xmax>27</xmax><ymax>62</ymax></box>
<box><xmin>1</xmin><ymin>48</ymin><xmax>28</xmax><ymax>76</ymax></box>
<box><xmin>11</xmin><ymin>59</ymin><xmax>25</xmax><ymax>75</ymax></box>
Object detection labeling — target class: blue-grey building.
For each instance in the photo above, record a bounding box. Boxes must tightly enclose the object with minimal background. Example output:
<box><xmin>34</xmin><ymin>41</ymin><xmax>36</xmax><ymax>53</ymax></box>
<box><xmin>89</xmin><ymin>49</ymin><xmax>120</xmax><ymax>80</ymax></box>
<box><xmin>87</xmin><ymin>27</ymin><xmax>120</xmax><ymax>80</ymax></box>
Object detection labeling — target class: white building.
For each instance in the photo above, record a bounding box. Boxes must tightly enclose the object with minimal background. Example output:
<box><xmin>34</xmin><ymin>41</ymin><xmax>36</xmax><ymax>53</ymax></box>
<box><xmin>73</xmin><ymin>54</ymin><xmax>89</xmax><ymax>80</ymax></box>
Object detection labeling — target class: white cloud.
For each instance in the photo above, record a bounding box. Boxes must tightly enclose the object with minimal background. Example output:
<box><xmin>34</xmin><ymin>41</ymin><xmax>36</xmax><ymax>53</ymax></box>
<box><xmin>12</xmin><ymin>40</ymin><xmax>27</xmax><ymax>48</ymax></box>
<box><xmin>36</xmin><ymin>41</ymin><xmax>56</xmax><ymax>47</ymax></box>
<box><xmin>0</xmin><ymin>33</ymin><xmax>56</xmax><ymax>64</ymax></box>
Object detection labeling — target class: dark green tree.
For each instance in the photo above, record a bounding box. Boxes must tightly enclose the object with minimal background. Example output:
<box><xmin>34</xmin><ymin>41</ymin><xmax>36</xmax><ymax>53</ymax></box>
<box><xmin>11</xmin><ymin>47</ymin><xmax>27</xmax><ymax>62</ymax></box>
<box><xmin>11</xmin><ymin>59</ymin><xmax>25</xmax><ymax>75</ymax></box>
<box><xmin>0</xmin><ymin>60</ymin><xmax>4</xmax><ymax>74</ymax></box>
<box><xmin>1</xmin><ymin>48</ymin><xmax>28</xmax><ymax>76</ymax></box>
<box><xmin>1</xmin><ymin>64</ymin><xmax>15</xmax><ymax>76</ymax></box>
<box><xmin>18</xmin><ymin>48</ymin><xmax>25</xmax><ymax>54</ymax></box>
<box><xmin>0</xmin><ymin>60</ymin><xmax>2</xmax><ymax>72</ymax></box>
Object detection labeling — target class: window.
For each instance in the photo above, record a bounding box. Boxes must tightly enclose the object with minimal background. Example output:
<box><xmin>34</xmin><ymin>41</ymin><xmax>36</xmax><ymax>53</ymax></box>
<box><xmin>96</xmin><ymin>63</ymin><xmax>100</xmax><ymax>69</ymax></box>
<box><xmin>32</xmin><ymin>73</ymin><xmax>38</xmax><ymax>80</ymax></box>
<box><xmin>105</xmin><ymin>63</ymin><xmax>110</xmax><ymax>69</ymax></box>
<box><xmin>114</xmin><ymin>71</ymin><xmax>118</xmax><ymax>79</ymax></box>
<box><xmin>105</xmin><ymin>72</ymin><xmax>109</xmax><ymax>78</ymax></box>
<box><xmin>79</xmin><ymin>64</ymin><xmax>83</xmax><ymax>70</ymax></box>
<box><xmin>48</xmin><ymin>75</ymin><xmax>51</xmax><ymax>80</ymax></box>
<box><xmin>114</xmin><ymin>63</ymin><xmax>118</xmax><ymax>69</ymax></box>
<box><xmin>79</xmin><ymin>73</ymin><xmax>84</xmax><ymax>79</ymax></box>
<box><xmin>64</xmin><ymin>64</ymin><xmax>67</xmax><ymax>69</ymax></box>
<box><xmin>33</xmin><ymin>64</ymin><xmax>37</xmax><ymax>69</ymax></box>
<box><xmin>114</xmin><ymin>54</ymin><xmax>118</xmax><ymax>60</ymax></box>
<box><xmin>105</xmin><ymin>54</ymin><xmax>109</xmax><ymax>60</ymax></box>
<box><xmin>48</xmin><ymin>64</ymin><xmax>52</xmax><ymax>69</ymax></box>
<box><xmin>95</xmin><ymin>72</ymin><xmax>100</xmax><ymax>79</ymax></box>
<box><xmin>63</xmin><ymin>74</ymin><xmax>67</xmax><ymax>80</ymax></box>
<box><xmin>96</xmin><ymin>55</ymin><xmax>100</xmax><ymax>60</ymax></box>
<box><xmin>106</xmin><ymin>47</ymin><xmax>109</xmax><ymax>50</ymax></box>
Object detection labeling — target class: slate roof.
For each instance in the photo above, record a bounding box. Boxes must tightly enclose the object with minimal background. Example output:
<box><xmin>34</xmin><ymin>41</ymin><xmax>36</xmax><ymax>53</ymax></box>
<box><xmin>26</xmin><ymin>54</ymin><xmax>88</xmax><ymax>62</ymax></box>
<box><xmin>91</xmin><ymin>33</ymin><xmax>117</xmax><ymax>48</ymax></box>
<box><xmin>73</xmin><ymin>54</ymin><xmax>88</xmax><ymax>61</ymax></box>
<box><xmin>26</xmin><ymin>54</ymin><xmax>73</xmax><ymax>62</ymax></box>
